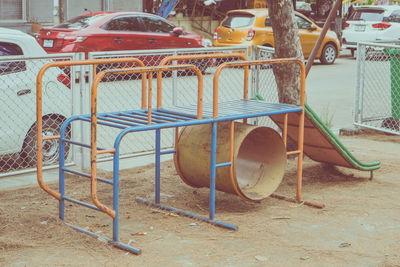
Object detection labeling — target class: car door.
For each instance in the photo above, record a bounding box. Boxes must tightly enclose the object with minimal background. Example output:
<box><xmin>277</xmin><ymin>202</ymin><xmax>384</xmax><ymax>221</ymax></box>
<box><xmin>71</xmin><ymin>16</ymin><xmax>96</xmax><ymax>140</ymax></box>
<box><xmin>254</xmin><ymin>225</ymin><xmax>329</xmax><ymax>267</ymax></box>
<box><xmin>102</xmin><ymin>15</ymin><xmax>147</xmax><ymax>51</ymax></box>
<box><xmin>0</xmin><ymin>41</ymin><xmax>32</xmax><ymax>154</ymax></box>
<box><xmin>140</xmin><ymin>15</ymin><xmax>190</xmax><ymax>49</ymax></box>
<box><xmin>295</xmin><ymin>15</ymin><xmax>320</xmax><ymax>58</ymax></box>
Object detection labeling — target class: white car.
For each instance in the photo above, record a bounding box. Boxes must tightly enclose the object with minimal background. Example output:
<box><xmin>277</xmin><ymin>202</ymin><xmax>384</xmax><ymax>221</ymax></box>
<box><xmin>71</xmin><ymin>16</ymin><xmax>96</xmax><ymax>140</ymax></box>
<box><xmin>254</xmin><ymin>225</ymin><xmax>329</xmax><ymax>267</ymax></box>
<box><xmin>342</xmin><ymin>5</ymin><xmax>400</xmax><ymax>56</ymax></box>
<box><xmin>0</xmin><ymin>28</ymin><xmax>71</xmax><ymax>167</ymax></box>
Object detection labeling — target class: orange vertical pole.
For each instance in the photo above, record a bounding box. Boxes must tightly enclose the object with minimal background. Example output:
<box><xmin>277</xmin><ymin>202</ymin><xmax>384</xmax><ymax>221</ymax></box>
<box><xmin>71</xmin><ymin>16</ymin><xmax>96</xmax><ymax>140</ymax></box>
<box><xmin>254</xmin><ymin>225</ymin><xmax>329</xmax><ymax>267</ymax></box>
<box><xmin>141</xmin><ymin>70</ymin><xmax>147</xmax><ymax>109</ymax></box>
<box><xmin>91</xmin><ymin>72</ymin><xmax>115</xmax><ymax>218</ymax></box>
<box><xmin>283</xmin><ymin>114</ymin><xmax>288</xmax><ymax>147</ymax></box>
<box><xmin>295</xmin><ymin>61</ymin><xmax>306</xmax><ymax>202</ymax></box>
<box><xmin>148</xmin><ymin>71</ymin><xmax>153</xmax><ymax>124</ymax></box>
<box><xmin>36</xmin><ymin>65</ymin><xmax>61</xmax><ymax>200</ymax></box>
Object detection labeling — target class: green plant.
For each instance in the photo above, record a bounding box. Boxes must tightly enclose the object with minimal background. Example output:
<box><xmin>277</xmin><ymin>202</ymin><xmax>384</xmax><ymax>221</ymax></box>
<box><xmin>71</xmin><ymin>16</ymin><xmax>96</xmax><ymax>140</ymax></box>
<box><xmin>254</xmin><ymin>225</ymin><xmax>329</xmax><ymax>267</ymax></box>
<box><xmin>320</xmin><ymin>103</ymin><xmax>335</xmax><ymax>129</ymax></box>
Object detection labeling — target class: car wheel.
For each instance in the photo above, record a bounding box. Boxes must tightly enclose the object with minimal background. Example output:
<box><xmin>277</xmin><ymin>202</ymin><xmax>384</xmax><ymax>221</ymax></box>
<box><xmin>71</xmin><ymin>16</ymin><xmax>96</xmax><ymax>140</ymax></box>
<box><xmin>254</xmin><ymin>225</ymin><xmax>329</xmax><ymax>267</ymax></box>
<box><xmin>320</xmin><ymin>43</ymin><xmax>337</xmax><ymax>65</ymax></box>
<box><xmin>20</xmin><ymin>118</ymin><xmax>71</xmax><ymax>167</ymax></box>
<box><xmin>350</xmin><ymin>48</ymin><xmax>356</xmax><ymax>58</ymax></box>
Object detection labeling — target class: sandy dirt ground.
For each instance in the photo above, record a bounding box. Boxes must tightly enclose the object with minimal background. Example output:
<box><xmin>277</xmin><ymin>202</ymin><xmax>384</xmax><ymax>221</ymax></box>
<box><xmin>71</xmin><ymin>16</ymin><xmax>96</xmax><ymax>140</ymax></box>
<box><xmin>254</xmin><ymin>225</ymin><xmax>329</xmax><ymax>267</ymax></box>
<box><xmin>0</xmin><ymin>132</ymin><xmax>399</xmax><ymax>267</ymax></box>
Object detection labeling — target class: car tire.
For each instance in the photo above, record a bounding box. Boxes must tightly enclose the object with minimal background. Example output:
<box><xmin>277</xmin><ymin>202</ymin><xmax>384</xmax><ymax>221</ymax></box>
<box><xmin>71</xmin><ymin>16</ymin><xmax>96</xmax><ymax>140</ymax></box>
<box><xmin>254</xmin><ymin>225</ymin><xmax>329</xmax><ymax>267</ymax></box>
<box><xmin>350</xmin><ymin>48</ymin><xmax>356</xmax><ymax>58</ymax></box>
<box><xmin>20</xmin><ymin>118</ymin><xmax>71</xmax><ymax>167</ymax></box>
<box><xmin>320</xmin><ymin>43</ymin><xmax>337</xmax><ymax>65</ymax></box>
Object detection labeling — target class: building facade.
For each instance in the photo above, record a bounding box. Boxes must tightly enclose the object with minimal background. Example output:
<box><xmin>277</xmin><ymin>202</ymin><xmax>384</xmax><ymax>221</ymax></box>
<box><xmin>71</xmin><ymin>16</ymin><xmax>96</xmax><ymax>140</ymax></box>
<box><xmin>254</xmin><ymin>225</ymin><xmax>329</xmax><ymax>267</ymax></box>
<box><xmin>0</xmin><ymin>0</ymin><xmax>143</xmax><ymax>34</ymax></box>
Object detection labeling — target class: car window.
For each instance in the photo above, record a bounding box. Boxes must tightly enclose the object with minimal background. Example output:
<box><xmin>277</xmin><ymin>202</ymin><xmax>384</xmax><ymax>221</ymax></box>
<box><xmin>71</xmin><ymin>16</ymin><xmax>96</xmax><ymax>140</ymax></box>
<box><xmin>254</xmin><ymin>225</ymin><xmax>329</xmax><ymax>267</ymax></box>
<box><xmin>0</xmin><ymin>42</ymin><xmax>26</xmax><ymax>75</ymax></box>
<box><xmin>295</xmin><ymin>15</ymin><xmax>312</xmax><ymax>29</ymax></box>
<box><xmin>104</xmin><ymin>16</ymin><xmax>143</xmax><ymax>31</ymax></box>
<box><xmin>348</xmin><ymin>9</ymin><xmax>385</xmax><ymax>21</ymax></box>
<box><xmin>383</xmin><ymin>10</ymin><xmax>400</xmax><ymax>23</ymax></box>
<box><xmin>141</xmin><ymin>16</ymin><xmax>174</xmax><ymax>33</ymax></box>
<box><xmin>54</xmin><ymin>14</ymin><xmax>107</xmax><ymax>29</ymax></box>
<box><xmin>222</xmin><ymin>13</ymin><xmax>255</xmax><ymax>28</ymax></box>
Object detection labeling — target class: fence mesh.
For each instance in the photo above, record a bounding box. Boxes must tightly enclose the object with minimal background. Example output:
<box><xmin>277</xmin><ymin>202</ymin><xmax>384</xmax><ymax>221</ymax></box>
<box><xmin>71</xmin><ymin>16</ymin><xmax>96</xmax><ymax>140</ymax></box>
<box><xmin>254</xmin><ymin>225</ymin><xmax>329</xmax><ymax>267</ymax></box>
<box><xmin>355</xmin><ymin>43</ymin><xmax>400</xmax><ymax>135</ymax></box>
<box><xmin>254</xmin><ymin>46</ymin><xmax>280</xmax><ymax>129</ymax></box>
<box><xmin>0</xmin><ymin>54</ymin><xmax>75</xmax><ymax>175</ymax></box>
<box><xmin>1</xmin><ymin>46</ymin><xmax>279</xmax><ymax>176</ymax></box>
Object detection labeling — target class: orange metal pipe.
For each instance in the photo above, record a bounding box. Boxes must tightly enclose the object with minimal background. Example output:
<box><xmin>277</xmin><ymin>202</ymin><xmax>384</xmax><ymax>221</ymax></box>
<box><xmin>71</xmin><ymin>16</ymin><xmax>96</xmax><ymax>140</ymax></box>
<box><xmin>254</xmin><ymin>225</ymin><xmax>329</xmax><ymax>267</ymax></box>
<box><xmin>283</xmin><ymin>114</ymin><xmax>288</xmax><ymax>146</ymax></box>
<box><xmin>91</xmin><ymin>72</ymin><xmax>115</xmax><ymax>218</ymax></box>
<box><xmin>97</xmin><ymin>149</ymin><xmax>116</xmax><ymax>155</ymax></box>
<box><xmin>148</xmin><ymin>71</ymin><xmax>153</xmax><ymax>124</ymax></box>
<box><xmin>36</xmin><ymin>58</ymin><xmax>145</xmax><ymax>203</ymax></box>
<box><xmin>157</xmin><ymin>53</ymin><xmax>247</xmax><ymax>109</ymax></box>
<box><xmin>271</xmin><ymin>194</ymin><xmax>325</xmax><ymax>209</ymax></box>
<box><xmin>296</xmin><ymin>61</ymin><xmax>306</xmax><ymax>202</ymax></box>
<box><xmin>287</xmin><ymin>150</ymin><xmax>301</xmax><ymax>156</ymax></box>
<box><xmin>43</xmin><ymin>135</ymin><xmax>61</xmax><ymax>141</ymax></box>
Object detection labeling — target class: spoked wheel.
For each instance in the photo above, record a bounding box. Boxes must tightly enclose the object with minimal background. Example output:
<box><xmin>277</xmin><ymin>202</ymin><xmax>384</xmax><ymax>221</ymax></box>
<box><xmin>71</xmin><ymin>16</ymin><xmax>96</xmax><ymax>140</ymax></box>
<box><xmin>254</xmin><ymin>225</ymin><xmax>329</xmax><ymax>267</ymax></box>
<box><xmin>20</xmin><ymin>118</ymin><xmax>71</xmax><ymax>167</ymax></box>
<box><xmin>320</xmin><ymin>44</ymin><xmax>337</xmax><ymax>65</ymax></box>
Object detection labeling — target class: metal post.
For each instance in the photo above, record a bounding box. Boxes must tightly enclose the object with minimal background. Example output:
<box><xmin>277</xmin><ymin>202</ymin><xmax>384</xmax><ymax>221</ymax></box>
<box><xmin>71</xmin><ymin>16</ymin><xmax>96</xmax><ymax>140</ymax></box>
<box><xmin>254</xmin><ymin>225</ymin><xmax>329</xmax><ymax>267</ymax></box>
<box><xmin>172</xmin><ymin>51</ymin><xmax>178</xmax><ymax>106</ymax></box>
<box><xmin>59</xmin><ymin>128</ymin><xmax>66</xmax><ymax>221</ymax></box>
<box><xmin>155</xmin><ymin>129</ymin><xmax>161</xmax><ymax>204</ymax></box>
<box><xmin>209</xmin><ymin>122</ymin><xmax>217</xmax><ymax>220</ymax></box>
<box><xmin>112</xmin><ymin>144</ymin><xmax>120</xmax><ymax>242</ymax></box>
<box><xmin>354</xmin><ymin>43</ymin><xmax>363</xmax><ymax>124</ymax></box>
<box><xmin>305</xmin><ymin>0</ymin><xmax>342</xmax><ymax>76</ymax></box>
<box><xmin>359</xmin><ymin>44</ymin><xmax>367</xmax><ymax>124</ymax></box>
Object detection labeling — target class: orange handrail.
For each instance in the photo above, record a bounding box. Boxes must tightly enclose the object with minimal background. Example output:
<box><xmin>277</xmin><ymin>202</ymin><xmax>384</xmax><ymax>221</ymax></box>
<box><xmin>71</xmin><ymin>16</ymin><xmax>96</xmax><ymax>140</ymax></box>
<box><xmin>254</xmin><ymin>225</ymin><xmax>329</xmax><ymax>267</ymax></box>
<box><xmin>36</xmin><ymin>58</ymin><xmax>145</xmax><ymax>203</ymax></box>
<box><xmin>214</xmin><ymin>58</ymin><xmax>306</xmax><ymax>201</ymax></box>
<box><xmin>157</xmin><ymin>53</ymin><xmax>248</xmax><ymax>109</ymax></box>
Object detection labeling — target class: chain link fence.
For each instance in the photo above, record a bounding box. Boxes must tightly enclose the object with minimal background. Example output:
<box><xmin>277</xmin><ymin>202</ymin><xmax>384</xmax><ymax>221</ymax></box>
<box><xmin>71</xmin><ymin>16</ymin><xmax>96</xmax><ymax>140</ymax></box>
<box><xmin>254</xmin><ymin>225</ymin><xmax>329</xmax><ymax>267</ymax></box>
<box><xmin>0</xmin><ymin>54</ymin><xmax>77</xmax><ymax>176</ymax></box>
<box><xmin>1</xmin><ymin>46</ymin><xmax>280</xmax><ymax>177</ymax></box>
<box><xmin>355</xmin><ymin>42</ymin><xmax>400</xmax><ymax>135</ymax></box>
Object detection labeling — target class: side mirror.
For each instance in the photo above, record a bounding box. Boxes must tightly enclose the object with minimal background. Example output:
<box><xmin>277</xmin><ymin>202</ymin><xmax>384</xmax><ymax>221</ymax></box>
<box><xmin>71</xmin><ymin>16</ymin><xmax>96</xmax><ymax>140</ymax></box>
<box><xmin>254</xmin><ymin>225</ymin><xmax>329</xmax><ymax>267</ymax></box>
<box><xmin>172</xmin><ymin>27</ymin><xmax>184</xmax><ymax>36</ymax></box>
<box><xmin>308</xmin><ymin>26</ymin><xmax>317</xmax><ymax>31</ymax></box>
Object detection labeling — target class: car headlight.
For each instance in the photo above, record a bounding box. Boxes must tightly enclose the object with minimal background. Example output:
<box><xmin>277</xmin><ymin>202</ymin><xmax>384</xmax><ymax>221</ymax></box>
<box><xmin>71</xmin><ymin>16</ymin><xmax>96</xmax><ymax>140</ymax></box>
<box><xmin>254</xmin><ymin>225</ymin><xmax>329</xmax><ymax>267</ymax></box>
<box><xmin>202</xmin><ymin>38</ymin><xmax>212</xmax><ymax>47</ymax></box>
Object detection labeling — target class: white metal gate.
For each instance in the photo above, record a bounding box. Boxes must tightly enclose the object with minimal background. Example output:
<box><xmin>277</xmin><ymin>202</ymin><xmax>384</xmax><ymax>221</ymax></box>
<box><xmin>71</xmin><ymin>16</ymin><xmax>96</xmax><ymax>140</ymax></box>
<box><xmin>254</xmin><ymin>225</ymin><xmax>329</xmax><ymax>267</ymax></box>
<box><xmin>354</xmin><ymin>42</ymin><xmax>400</xmax><ymax>135</ymax></box>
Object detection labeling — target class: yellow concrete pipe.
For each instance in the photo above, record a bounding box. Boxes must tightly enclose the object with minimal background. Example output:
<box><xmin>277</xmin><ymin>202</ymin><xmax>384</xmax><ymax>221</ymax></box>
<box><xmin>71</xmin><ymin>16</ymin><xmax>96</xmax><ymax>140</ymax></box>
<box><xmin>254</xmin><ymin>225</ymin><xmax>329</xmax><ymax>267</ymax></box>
<box><xmin>174</xmin><ymin>121</ymin><xmax>287</xmax><ymax>201</ymax></box>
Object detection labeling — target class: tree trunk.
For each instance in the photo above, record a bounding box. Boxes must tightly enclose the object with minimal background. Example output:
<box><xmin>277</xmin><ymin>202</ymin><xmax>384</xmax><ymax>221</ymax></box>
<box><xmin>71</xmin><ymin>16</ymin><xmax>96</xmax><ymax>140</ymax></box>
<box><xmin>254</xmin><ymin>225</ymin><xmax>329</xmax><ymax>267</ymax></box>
<box><xmin>265</xmin><ymin>0</ymin><xmax>304</xmax><ymax>105</ymax></box>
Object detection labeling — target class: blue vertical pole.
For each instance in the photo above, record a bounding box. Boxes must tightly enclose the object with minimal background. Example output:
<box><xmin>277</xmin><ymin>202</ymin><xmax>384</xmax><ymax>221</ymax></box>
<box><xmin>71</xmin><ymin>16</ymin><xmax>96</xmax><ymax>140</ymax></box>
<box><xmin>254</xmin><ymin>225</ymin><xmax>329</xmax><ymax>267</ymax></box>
<box><xmin>112</xmin><ymin>142</ymin><xmax>120</xmax><ymax>242</ymax></box>
<box><xmin>59</xmin><ymin>129</ymin><xmax>66</xmax><ymax>221</ymax></box>
<box><xmin>155</xmin><ymin>129</ymin><xmax>161</xmax><ymax>204</ymax></box>
<box><xmin>209</xmin><ymin>122</ymin><xmax>217</xmax><ymax>220</ymax></box>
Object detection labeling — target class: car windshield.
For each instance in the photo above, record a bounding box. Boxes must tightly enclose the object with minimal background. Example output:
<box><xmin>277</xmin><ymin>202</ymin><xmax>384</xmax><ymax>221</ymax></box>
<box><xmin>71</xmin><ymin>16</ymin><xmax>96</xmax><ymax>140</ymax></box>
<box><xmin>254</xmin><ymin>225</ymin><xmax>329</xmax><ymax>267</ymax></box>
<box><xmin>54</xmin><ymin>14</ymin><xmax>108</xmax><ymax>29</ymax></box>
<box><xmin>221</xmin><ymin>13</ymin><xmax>255</xmax><ymax>28</ymax></box>
<box><xmin>348</xmin><ymin>9</ymin><xmax>385</xmax><ymax>21</ymax></box>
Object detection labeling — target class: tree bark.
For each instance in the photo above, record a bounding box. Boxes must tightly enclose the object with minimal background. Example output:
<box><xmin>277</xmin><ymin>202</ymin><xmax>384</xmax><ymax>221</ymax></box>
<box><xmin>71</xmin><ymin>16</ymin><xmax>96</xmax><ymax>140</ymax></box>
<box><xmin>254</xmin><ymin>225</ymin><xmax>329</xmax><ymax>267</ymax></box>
<box><xmin>265</xmin><ymin>0</ymin><xmax>304</xmax><ymax>105</ymax></box>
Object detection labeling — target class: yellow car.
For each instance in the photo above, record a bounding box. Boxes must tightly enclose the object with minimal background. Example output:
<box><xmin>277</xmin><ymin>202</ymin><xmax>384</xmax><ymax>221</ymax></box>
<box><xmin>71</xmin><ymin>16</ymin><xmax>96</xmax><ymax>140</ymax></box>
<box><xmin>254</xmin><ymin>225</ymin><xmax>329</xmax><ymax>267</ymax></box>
<box><xmin>213</xmin><ymin>9</ymin><xmax>340</xmax><ymax>64</ymax></box>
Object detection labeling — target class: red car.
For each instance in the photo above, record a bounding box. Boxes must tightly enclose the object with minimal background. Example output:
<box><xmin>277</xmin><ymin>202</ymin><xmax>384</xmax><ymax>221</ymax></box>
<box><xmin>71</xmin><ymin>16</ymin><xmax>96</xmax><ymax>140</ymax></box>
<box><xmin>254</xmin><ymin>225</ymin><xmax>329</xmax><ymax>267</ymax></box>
<box><xmin>36</xmin><ymin>11</ymin><xmax>212</xmax><ymax>55</ymax></box>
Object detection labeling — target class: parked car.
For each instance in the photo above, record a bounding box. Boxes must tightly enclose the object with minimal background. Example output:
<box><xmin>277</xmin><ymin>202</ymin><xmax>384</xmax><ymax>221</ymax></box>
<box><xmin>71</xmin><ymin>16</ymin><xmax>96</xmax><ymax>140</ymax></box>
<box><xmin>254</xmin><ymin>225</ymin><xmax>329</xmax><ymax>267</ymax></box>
<box><xmin>213</xmin><ymin>8</ymin><xmax>341</xmax><ymax>64</ymax></box>
<box><xmin>342</xmin><ymin>5</ymin><xmax>400</xmax><ymax>57</ymax></box>
<box><xmin>0</xmin><ymin>28</ymin><xmax>71</xmax><ymax>167</ymax></box>
<box><xmin>36</xmin><ymin>11</ymin><xmax>212</xmax><ymax>55</ymax></box>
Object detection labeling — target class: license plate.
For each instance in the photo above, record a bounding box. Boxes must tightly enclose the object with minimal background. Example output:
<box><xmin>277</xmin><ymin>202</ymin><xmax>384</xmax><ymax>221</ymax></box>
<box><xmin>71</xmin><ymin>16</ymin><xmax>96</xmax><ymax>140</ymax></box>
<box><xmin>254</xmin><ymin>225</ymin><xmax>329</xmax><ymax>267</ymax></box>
<box><xmin>43</xmin><ymin>39</ymin><xmax>54</xmax><ymax>48</ymax></box>
<box><xmin>355</xmin><ymin>25</ymin><xmax>365</xmax><ymax>32</ymax></box>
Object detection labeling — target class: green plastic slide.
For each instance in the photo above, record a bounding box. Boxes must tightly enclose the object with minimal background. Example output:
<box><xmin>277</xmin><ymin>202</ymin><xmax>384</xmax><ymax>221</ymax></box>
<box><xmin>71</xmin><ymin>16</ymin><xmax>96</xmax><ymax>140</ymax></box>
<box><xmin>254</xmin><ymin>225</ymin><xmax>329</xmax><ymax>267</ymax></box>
<box><xmin>254</xmin><ymin>94</ymin><xmax>380</xmax><ymax>171</ymax></box>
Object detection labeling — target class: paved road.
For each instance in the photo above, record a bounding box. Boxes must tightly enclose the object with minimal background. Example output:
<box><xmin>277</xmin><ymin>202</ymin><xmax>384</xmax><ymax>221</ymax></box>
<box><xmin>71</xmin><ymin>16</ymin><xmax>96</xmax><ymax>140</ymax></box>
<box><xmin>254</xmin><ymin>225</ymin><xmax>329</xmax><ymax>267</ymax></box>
<box><xmin>306</xmin><ymin>49</ymin><xmax>357</xmax><ymax>132</ymax></box>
